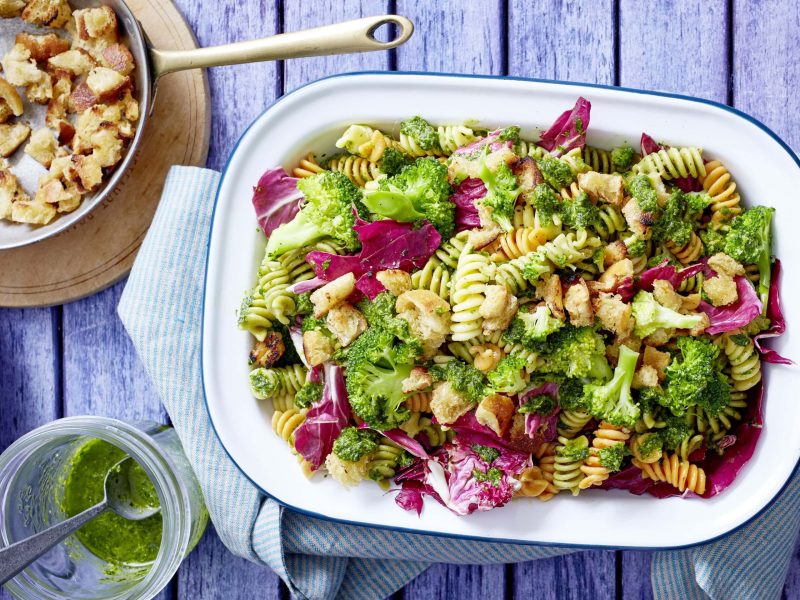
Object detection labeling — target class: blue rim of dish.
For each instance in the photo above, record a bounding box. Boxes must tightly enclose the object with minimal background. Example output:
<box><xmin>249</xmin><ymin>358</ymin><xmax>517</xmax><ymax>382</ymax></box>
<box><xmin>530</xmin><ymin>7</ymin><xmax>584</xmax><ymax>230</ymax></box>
<box><xmin>200</xmin><ymin>70</ymin><xmax>800</xmax><ymax>551</ymax></box>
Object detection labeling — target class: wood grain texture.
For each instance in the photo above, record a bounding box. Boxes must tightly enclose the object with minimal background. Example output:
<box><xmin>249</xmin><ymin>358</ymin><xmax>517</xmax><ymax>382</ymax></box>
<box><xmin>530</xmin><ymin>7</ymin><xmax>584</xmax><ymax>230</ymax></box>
<box><xmin>513</xmin><ymin>551</ymin><xmax>616</xmax><ymax>600</ymax></box>
<box><xmin>395</xmin><ymin>0</ymin><xmax>504</xmax><ymax>74</ymax></box>
<box><xmin>508</xmin><ymin>0</ymin><xmax>615</xmax><ymax>83</ymax></box>
<box><xmin>402</xmin><ymin>563</ymin><xmax>508</xmax><ymax>600</ymax></box>
<box><xmin>622</xmin><ymin>552</ymin><xmax>655</xmax><ymax>600</ymax></box>
<box><xmin>620</xmin><ymin>0</ymin><xmax>728</xmax><ymax>101</ymax></box>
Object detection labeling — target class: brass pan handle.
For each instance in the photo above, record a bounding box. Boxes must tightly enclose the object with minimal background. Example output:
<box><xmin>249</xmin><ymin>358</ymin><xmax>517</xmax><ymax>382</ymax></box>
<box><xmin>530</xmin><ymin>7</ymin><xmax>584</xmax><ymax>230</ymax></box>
<box><xmin>149</xmin><ymin>15</ymin><xmax>413</xmax><ymax>78</ymax></box>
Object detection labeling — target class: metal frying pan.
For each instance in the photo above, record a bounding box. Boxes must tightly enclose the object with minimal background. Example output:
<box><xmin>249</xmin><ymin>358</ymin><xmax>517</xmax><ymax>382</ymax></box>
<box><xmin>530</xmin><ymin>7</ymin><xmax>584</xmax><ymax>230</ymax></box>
<box><xmin>0</xmin><ymin>3</ymin><xmax>413</xmax><ymax>250</ymax></box>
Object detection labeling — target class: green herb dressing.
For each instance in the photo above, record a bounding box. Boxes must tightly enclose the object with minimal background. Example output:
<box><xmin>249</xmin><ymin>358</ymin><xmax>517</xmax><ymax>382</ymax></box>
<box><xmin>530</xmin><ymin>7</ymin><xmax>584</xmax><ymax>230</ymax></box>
<box><xmin>61</xmin><ymin>438</ymin><xmax>162</xmax><ymax>565</ymax></box>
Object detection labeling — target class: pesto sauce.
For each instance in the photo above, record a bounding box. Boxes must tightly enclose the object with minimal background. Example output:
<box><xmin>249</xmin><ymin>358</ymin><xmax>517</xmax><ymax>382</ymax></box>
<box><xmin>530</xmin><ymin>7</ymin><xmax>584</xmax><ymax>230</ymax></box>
<box><xmin>61</xmin><ymin>438</ymin><xmax>162</xmax><ymax>565</ymax></box>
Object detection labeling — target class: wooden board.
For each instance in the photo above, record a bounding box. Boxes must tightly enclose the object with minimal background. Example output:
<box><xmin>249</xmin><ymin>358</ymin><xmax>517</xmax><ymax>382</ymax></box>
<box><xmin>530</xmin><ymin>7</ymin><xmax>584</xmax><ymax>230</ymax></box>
<box><xmin>0</xmin><ymin>0</ymin><xmax>210</xmax><ymax>308</ymax></box>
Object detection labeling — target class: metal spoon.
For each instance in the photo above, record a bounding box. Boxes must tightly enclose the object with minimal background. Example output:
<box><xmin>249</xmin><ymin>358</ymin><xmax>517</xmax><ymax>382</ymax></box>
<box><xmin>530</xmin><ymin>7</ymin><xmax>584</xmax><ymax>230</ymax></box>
<box><xmin>0</xmin><ymin>457</ymin><xmax>160</xmax><ymax>585</ymax></box>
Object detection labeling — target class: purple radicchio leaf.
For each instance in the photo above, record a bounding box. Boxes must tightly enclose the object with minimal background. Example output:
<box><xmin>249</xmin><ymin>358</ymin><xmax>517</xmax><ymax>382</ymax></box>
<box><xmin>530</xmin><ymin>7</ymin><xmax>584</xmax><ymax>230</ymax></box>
<box><xmin>451</xmin><ymin>178</ymin><xmax>485</xmax><ymax>232</ymax></box>
<box><xmin>538</xmin><ymin>97</ymin><xmax>591</xmax><ymax>157</ymax></box>
<box><xmin>292</xmin><ymin>363</ymin><xmax>350</xmax><ymax>470</ymax></box>
<box><xmin>252</xmin><ymin>167</ymin><xmax>303</xmax><ymax>237</ymax></box>
<box><xmin>699</xmin><ymin>276</ymin><xmax>763</xmax><ymax>335</ymax></box>
<box><xmin>637</xmin><ymin>260</ymin><xmax>704</xmax><ymax>292</ymax></box>
<box><xmin>755</xmin><ymin>259</ymin><xmax>792</xmax><ymax>364</ymax></box>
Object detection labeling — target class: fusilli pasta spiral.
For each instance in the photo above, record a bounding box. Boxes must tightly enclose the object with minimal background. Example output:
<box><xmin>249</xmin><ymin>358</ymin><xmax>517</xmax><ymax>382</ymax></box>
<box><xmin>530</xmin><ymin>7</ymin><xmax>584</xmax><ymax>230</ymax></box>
<box><xmin>633</xmin><ymin>454</ymin><xmax>707</xmax><ymax>495</ymax></box>
<box><xmin>633</xmin><ymin>147</ymin><xmax>706</xmax><ymax>180</ymax></box>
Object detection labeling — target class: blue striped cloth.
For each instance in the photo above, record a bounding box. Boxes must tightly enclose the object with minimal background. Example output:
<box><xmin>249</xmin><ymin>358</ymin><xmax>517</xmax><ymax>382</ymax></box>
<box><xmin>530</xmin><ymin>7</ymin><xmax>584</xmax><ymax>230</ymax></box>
<box><xmin>118</xmin><ymin>166</ymin><xmax>800</xmax><ymax>600</ymax></box>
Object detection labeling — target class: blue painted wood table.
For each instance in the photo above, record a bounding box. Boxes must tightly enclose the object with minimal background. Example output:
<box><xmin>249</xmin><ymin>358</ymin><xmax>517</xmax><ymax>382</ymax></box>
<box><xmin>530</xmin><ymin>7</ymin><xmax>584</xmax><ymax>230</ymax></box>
<box><xmin>2</xmin><ymin>1</ymin><xmax>799</xmax><ymax>598</ymax></box>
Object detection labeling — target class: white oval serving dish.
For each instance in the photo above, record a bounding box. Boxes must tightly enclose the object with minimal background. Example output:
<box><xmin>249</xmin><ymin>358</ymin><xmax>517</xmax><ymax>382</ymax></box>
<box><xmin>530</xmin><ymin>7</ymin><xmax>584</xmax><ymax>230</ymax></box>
<box><xmin>202</xmin><ymin>72</ymin><xmax>799</xmax><ymax>548</ymax></box>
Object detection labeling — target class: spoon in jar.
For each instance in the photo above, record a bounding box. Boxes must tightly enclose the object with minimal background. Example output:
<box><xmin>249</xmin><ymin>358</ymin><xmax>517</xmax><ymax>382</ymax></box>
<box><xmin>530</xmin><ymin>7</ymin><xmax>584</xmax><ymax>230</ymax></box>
<box><xmin>0</xmin><ymin>457</ymin><xmax>161</xmax><ymax>585</ymax></box>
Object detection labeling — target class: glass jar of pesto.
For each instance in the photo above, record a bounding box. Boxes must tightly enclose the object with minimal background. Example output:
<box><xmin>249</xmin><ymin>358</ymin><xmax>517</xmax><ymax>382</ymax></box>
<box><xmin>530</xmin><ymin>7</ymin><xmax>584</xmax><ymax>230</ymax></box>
<box><xmin>0</xmin><ymin>417</ymin><xmax>209</xmax><ymax>600</ymax></box>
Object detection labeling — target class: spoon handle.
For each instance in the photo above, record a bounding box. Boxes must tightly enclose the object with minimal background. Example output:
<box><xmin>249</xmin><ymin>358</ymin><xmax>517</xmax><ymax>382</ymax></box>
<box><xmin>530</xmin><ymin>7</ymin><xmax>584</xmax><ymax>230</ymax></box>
<box><xmin>0</xmin><ymin>501</ymin><xmax>107</xmax><ymax>585</ymax></box>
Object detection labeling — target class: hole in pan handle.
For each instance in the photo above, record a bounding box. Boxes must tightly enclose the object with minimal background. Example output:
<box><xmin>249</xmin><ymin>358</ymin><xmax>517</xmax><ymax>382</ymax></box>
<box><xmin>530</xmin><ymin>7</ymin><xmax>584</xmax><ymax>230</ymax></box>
<box><xmin>148</xmin><ymin>14</ymin><xmax>414</xmax><ymax>79</ymax></box>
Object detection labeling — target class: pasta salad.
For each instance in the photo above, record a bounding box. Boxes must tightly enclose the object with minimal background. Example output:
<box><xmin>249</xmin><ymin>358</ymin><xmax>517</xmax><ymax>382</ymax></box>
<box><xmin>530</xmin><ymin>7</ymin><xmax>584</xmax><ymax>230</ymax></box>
<box><xmin>237</xmin><ymin>97</ymin><xmax>788</xmax><ymax>515</ymax></box>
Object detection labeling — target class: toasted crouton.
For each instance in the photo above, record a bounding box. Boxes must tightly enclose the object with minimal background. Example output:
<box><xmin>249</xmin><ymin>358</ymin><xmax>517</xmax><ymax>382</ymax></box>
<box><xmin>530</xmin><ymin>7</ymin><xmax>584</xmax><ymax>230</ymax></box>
<box><xmin>577</xmin><ymin>171</ymin><xmax>625</xmax><ymax>206</ymax></box>
<box><xmin>593</xmin><ymin>292</ymin><xmax>633</xmax><ymax>338</ymax></box>
<box><xmin>507</xmin><ymin>413</ymin><xmax>540</xmax><ymax>453</ymax></box>
<box><xmin>302</xmin><ymin>330</ymin><xmax>334</xmax><ymax>367</ymax></box>
<box><xmin>652</xmin><ymin>280</ymin><xmax>683</xmax><ymax>312</ymax></box>
<box><xmin>89</xmin><ymin>127</ymin><xmax>123</xmax><ymax>167</ymax></box>
<box><xmin>621</xmin><ymin>197</ymin><xmax>654</xmax><ymax>239</ymax></box>
<box><xmin>16</xmin><ymin>33</ymin><xmax>70</xmax><ymax>62</ymax></box>
<box><xmin>326</xmin><ymin>303</ymin><xmax>367</xmax><ymax>347</ymax></box>
<box><xmin>396</xmin><ymin>289</ymin><xmax>451</xmax><ymax>356</ymax></box>
<box><xmin>0</xmin><ymin>77</ymin><xmax>24</xmax><ymax>124</ymax></box>
<box><xmin>703</xmin><ymin>275</ymin><xmax>738</xmax><ymax>307</ymax></box>
<box><xmin>376</xmin><ymin>269</ymin><xmax>411</xmax><ymax>296</ymax></box>
<box><xmin>603</xmin><ymin>240</ymin><xmax>628</xmax><ymax>267</ymax></box>
<box><xmin>475</xmin><ymin>394</ymin><xmax>515</xmax><ymax>437</ymax></box>
<box><xmin>632</xmin><ymin>365</ymin><xmax>659</xmax><ymax>389</ymax></box>
<box><xmin>0</xmin><ymin>167</ymin><xmax>29</xmax><ymax>219</ymax></box>
<box><xmin>591</xmin><ymin>258</ymin><xmax>634</xmax><ymax>294</ymax></box>
<box><xmin>468</xmin><ymin>208</ymin><xmax>503</xmax><ymax>249</ymax></box>
<box><xmin>310</xmin><ymin>273</ymin><xmax>355</xmax><ymax>318</ymax></box>
<box><xmin>543</xmin><ymin>274</ymin><xmax>565</xmax><ymax>320</ymax></box>
<box><xmin>0</xmin><ymin>0</ymin><xmax>26</xmax><ymax>18</ymax></box>
<box><xmin>681</xmin><ymin>292</ymin><xmax>701</xmax><ymax>312</ymax></box>
<box><xmin>74</xmin><ymin>6</ymin><xmax>117</xmax><ymax>41</ymax></box>
<box><xmin>430</xmin><ymin>380</ymin><xmax>473</xmax><ymax>425</ymax></box>
<box><xmin>708</xmin><ymin>252</ymin><xmax>745</xmax><ymax>278</ymax></box>
<box><xmin>100</xmin><ymin>43</ymin><xmax>135</xmax><ymax>75</ymax></box>
<box><xmin>34</xmin><ymin>178</ymin><xmax>79</xmax><ymax>213</ymax></box>
<box><xmin>11</xmin><ymin>198</ymin><xmax>57</xmax><ymax>224</ymax></box>
<box><xmin>642</xmin><ymin>345</ymin><xmax>670</xmax><ymax>380</ymax></box>
<box><xmin>480</xmin><ymin>284</ymin><xmax>518</xmax><ymax>333</ymax></box>
<box><xmin>643</xmin><ymin>328</ymin><xmax>672</xmax><ymax>347</ymax></box>
<box><xmin>22</xmin><ymin>0</ymin><xmax>71</xmax><ymax>28</ymax></box>
<box><xmin>0</xmin><ymin>123</ymin><xmax>31</xmax><ymax>158</ymax></box>
<box><xmin>48</xmin><ymin>49</ymin><xmax>96</xmax><ymax>77</ymax></box>
<box><xmin>249</xmin><ymin>332</ymin><xmax>285</xmax><ymax>368</ymax></box>
<box><xmin>2</xmin><ymin>44</ymin><xmax>45</xmax><ymax>87</ymax></box>
<box><xmin>513</xmin><ymin>156</ymin><xmax>543</xmax><ymax>195</ymax></box>
<box><xmin>25</xmin><ymin>74</ymin><xmax>53</xmax><ymax>104</ymax></box>
<box><xmin>564</xmin><ymin>279</ymin><xmax>594</xmax><ymax>327</ymax></box>
<box><xmin>325</xmin><ymin>453</ymin><xmax>369</xmax><ymax>487</ymax></box>
<box><xmin>24</xmin><ymin>128</ymin><xmax>58</xmax><ymax>168</ymax></box>
<box><xmin>688</xmin><ymin>313</ymin><xmax>710</xmax><ymax>336</ymax></box>
<box><xmin>86</xmin><ymin>67</ymin><xmax>130</xmax><ymax>103</ymax></box>
<box><xmin>402</xmin><ymin>367</ymin><xmax>433</xmax><ymax>394</ymax></box>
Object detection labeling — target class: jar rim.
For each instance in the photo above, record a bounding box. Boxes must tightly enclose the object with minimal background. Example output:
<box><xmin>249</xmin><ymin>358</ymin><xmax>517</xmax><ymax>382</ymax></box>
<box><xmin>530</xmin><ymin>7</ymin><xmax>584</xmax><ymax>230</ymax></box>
<box><xmin>0</xmin><ymin>416</ymin><xmax>192</xmax><ymax>600</ymax></box>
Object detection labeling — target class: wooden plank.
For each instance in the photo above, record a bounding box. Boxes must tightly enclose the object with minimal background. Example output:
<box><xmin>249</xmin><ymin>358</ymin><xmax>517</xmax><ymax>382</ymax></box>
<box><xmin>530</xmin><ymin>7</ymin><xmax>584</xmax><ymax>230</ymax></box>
<box><xmin>177</xmin><ymin>527</ymin><xmax>284</xmax><ymax>600</ymax></box>
<box><xmin>282</xmin><ymin>0</ymin><xmax>391</xmax><ymax>93</ymax></box>
<box><xmin>622</xmin><ymin>552</ymin><xmax>654</xmax><ymax>600</ymax></box>
<box><xmin>619</xmin><ymin>0</ymin><xmax>728</xmax><ymax>101</ymax></box>
<box><xmin>0</xmin><ymin>307</ymin><xmax>59</xmax><ymax>600</ymax></box>
<box><xmin>394</xmin><ymin>0</ymin><xmax>504</xmax><ymax>74</ymax></box>
<box><xmin>513</xmin><ymin>552</ymin><xmax>616</xmax><ymax>600</ymax></box>
<box><xmin>166</xmin><ymin>0</ymin><xmax>285</xmax><ymax>597</ymax></box>
<box><xmin>391</xmin><ymin>4</ymin><xmax>508</xmax><ymax>598</ymax></box>
<box><xmin>403</xmin><ymin>563</ymin><xmax>508</xmax><ymax>600</ymax></box>
<box><xmin>508</xmin><ymin>0</ymin><xmax>615</xmax><ymax>83</ymax></box>
<box><xmin>732</xmin><ymin>2</ymin><xmax>800</xmax><ymax>595</ymax></box>
<box><xmin>507</xmin><ymin>2</ymin><xmax>619</xmax><ymax>595</ymax></box>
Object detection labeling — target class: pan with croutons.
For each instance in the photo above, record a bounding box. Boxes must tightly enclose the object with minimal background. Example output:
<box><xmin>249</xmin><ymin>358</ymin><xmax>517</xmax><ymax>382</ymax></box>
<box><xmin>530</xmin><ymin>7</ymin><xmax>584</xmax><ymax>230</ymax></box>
<box><xmin>0</xmin><ymin>3</ymin><xmax>413</xmax><ymax>250</ymax></box>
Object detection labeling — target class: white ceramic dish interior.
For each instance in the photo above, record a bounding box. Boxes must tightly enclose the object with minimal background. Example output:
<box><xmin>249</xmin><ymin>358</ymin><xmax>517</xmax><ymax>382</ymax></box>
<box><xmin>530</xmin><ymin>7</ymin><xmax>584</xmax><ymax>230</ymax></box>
<box><xmin>203</xmin><ymin>73</ymin><xmax>799</xmax><ymax>548</ymax></box>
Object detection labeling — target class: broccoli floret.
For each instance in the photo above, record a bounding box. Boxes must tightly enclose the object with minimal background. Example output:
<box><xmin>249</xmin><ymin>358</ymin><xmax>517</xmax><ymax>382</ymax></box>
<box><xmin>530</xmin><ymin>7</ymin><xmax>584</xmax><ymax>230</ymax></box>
<box><xmin>430</xmin><ymin>359</ymin><xmax>487</xmax><ymax>404</ymax></box>
<box><xmin>295</xmin><ymin>292</ymin><xmax>314</xmax><ymax>316</ymax></box>
<box><xmin>558</xmin><ymin>435</ymin><xmax>590</xmax><ymax>461</ymax></box>
<box><xmin>535</xmin><ymin>154</ymin><xmax>575</xmax><ymax>190</ymax></box>
<box><xmin>530</xmin><ymin>325</ymin><xmax>611</xmax><ymax>380</ymax></box>
<box><xmin>558</xmin><ymin>377</ymin><xmax>589</xmax><ymax>412</ymax></box>
<box><xmin>301</xmin><ymin>314</ymin><xmax>330</xmax><ymax>335</ymax></box>
<box><xmin>362</xmin><ymin>157</ymin><xmax>455</xmax><ymax>239</ymax></box>
<box><xmin>647</xmin><ymin>253</ymin><xmax>677</xmax><ymax>268</ymax></box>
<box><xmin>266</xmin><ymin>172</ymin><xmax>362</xmax><ymax>257</ymax></box>
<box><xmin>400</xmin><ymin>116</ymin><xmax>440</xmax><ymax>151</ymax></box>
<box><xmin>741</xmin><ymin>315</ymin><xmax>771</xmax><ymax>336</ymax></box>
<box><xmin>487</xmin><ymin>355</ymin><xmax>528</xmax><ymax>394</ymax></box>
<box><xmin>498</xmin><ymin>126</ymin><xmax>521</xmax><ymax>145</ymax></box>
<box><xmin>345</xmin><ymin>328</ymin><xmax>416</xmax><ymax>430</ymax></box>
<box><xmin>660</xmin><ymin>337</ymin><xmax>731</xmax><ymax>417</ymax></box>
<box><xmin>631</xmin><ymin>290</ymin><xmax>706</xmax><ymax>339</ymax></box>
<box><xmin>598</xmin><ymin>442</ymin><xmax>626</xmax><ymax>472</ymax></box>
<box><xmin>611</xmin><ymin>143</ymin><xmax>635</xmax><ymax>170</ymax></box>
<box><xmin>653</xmin><ymin>189</ymin><xmax>709</xmax><ymax>246</ymax></box>
<box><xmin>518</xmin><ymin>393</ymin><xmax>557</xmax><ymax>415</ymax></box>
<box><xmin>626</xmin><ymin>237</ymin><xmax>646</xmax><ymax>258</ymax></box>
<box><xmin>626</xmin><ymin>174</ymin><xmax>659</xmax><ymax>213</ymax></box>
<box><xmin>472</xmin><ymin>443</ymin><xmax>500</xmax><ymax>463</ymax></box>
<box><xmin>724</xmin><ymin>206</ymin><xmax>775</xmax><ymax>309</ymax></box>
<box><xmin>700</xmin><ymin>229</ymin><xmax>727</xmax><ymax>256</ymax></box>
<box><xmin>333</xmin><ymin>427</ymin><xmax>379</xmax><ymax>462</ymax></box>
<box><xmin>660</xmin><ymin>412</ymin><xmax>695</xmax><ymax>451</ymax></box>
<box><xmin>560</xmin><ymin>191</ymin><xmax>599</xmax><ymax>230</ymax></box>
<box><xmin>357</xmin><ymin>292</ymin><xmax>423</xmax><ymax>354</ymax></box>
<box><xmin>476</xmin><ymin>152</ymin><xmax>521</xmax><ymax>231</ymax></box>
<box><xmin>530</xmin><ymin>183</ymin><xmax>560</xmax><ymax>225</ymax></box>
<box><xmin>583</xmin><ymin>345</ymin><xmax>641</xmax><ymax>428</ymax></box>
<box><xmin>634</xmin><ymin>432</ymin><xmax>663</xmax><ymax>463</ymax></box>
<box><xmin>379</xmin><ymin>147</ymin><xmax>411</xmax><ymax>176</ymax></box>
<box><xmin>294</xmin><ymin>381</ymin><xmax>323</xmax><ymax>409</ymax></box>
<box><xmin>503</xmin><ymin>305</ymin><xmax>564</xmax><ymax>347</ymax></box>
